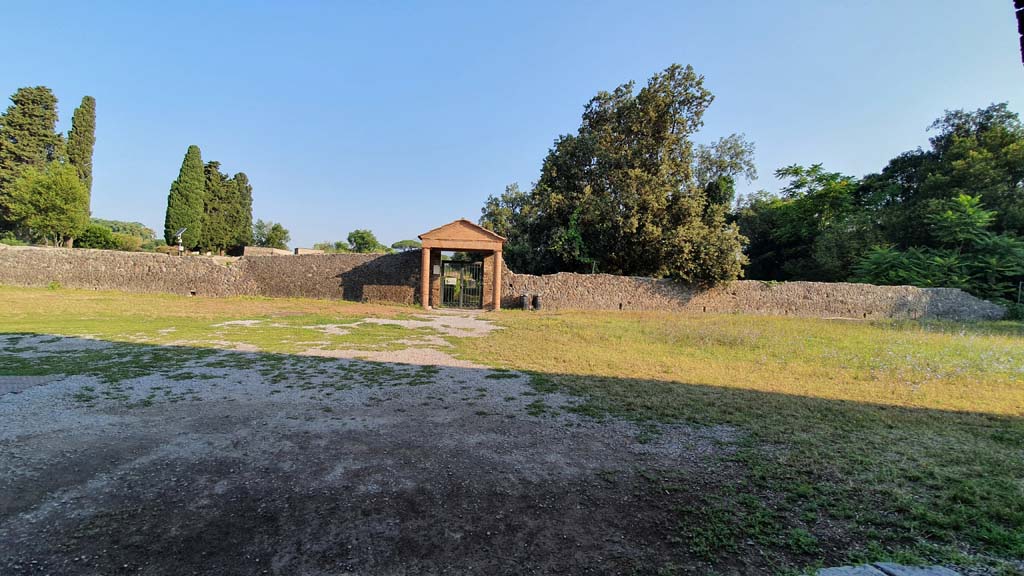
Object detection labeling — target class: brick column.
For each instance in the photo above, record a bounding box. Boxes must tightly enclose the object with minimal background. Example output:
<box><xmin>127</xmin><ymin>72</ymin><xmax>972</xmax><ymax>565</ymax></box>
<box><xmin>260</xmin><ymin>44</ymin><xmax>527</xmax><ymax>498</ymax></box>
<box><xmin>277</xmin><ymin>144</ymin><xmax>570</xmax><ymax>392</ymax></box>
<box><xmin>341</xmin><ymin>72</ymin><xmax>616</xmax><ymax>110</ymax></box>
<box><xmin>421</xmin><ymin>247</ymin><xmax>431</xmax><ymax>309</ymax></box>
<box><xmin>492</xmin><ymin>250</ymin><xmax>502</xmax><ymax>310</ymax></box>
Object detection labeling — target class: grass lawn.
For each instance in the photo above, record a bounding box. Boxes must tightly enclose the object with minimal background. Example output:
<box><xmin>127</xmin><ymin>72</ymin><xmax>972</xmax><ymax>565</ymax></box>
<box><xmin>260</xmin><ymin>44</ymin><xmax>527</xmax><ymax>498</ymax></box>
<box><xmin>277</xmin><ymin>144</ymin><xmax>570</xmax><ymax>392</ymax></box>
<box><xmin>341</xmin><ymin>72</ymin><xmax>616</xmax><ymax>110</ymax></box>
<box><xmin>2</xmin><ymin>285</ymin><xmax>1022</xmax><ymax>574</ymax></box>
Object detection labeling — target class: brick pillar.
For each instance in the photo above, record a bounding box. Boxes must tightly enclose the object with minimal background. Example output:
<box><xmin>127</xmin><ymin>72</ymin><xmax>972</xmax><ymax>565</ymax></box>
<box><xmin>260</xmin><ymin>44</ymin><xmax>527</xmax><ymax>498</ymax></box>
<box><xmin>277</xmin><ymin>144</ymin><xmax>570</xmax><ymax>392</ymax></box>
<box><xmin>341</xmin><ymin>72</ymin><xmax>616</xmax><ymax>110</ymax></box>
<box><xmin>492</xmin><ymin>250</ymin><xmax>502</xmax><ymax>310</ymax></box>
<box><xmin>420</xmin><ymin>247</ymin><xmax>431</xmax><ymax>309</ymax></box>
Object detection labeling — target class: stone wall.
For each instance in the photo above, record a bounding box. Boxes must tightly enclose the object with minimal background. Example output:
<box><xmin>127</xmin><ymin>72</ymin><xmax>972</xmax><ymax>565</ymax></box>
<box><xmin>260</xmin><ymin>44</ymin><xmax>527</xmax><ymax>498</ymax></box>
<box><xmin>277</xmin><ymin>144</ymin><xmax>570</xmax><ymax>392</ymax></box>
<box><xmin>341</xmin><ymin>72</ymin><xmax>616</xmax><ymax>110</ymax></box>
<box><xmin>0</xmin><ymin>244</ymin><xmax>253</xmax><ymax>297</ymax></box>
<box><xmin>239</xmin><ymin>251</ymin><xmax>420</xmax><ymax>304</ymax></box>
<box><xmin>0</xmin><ymin>244</ymin><xmax>1005</xmax><ymax>320</ymax></box>
<box><xmin>0</xmin><ymin>245</ymin><xmax>420</xmax><ymax>304</ymax></box>
<box><xmin>502</xmin><ymin>270</ymin><xmax>1005</xmax><ymax>321</ymax></box>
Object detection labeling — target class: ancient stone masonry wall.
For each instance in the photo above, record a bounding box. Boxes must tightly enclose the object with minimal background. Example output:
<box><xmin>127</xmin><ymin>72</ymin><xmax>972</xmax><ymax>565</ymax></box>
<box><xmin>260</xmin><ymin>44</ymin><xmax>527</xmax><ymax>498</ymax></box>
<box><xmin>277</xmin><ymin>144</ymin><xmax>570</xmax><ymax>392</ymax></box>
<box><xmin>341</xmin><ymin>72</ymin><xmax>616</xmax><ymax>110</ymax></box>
<box><xmin>0</xmin><ymin>245</ymin><xmax>1005</xmax><ymax>320</ymax></box>
<box><xmin>0</xmin><ymin>245</ymin><xmax>420</xmax><ymax>304</ymax></box>
<box><xmin>502</xmin><ymin>270</ymin><xmax>1006</xmax><ymax>321</ymax></box>
<box><xmin>0</xmin><ymin>244</ymin><xmax>253</xmax><ymax>297</ymax></box>
<box><xmin>237</xmin><ymin>251</ymin><xmax>420</xmax><ymax>304</ymax></box>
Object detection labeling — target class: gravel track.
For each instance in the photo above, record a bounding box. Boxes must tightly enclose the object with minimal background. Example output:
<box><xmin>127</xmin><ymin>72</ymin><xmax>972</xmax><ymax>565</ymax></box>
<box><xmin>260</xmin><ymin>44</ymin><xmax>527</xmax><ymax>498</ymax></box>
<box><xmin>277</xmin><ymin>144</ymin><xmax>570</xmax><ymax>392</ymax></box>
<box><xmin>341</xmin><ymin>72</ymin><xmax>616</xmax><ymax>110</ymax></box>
<box><xmin>0</xmin><ymin>315</ymin><xmax>740</xmax><ymax>575</ymax></box>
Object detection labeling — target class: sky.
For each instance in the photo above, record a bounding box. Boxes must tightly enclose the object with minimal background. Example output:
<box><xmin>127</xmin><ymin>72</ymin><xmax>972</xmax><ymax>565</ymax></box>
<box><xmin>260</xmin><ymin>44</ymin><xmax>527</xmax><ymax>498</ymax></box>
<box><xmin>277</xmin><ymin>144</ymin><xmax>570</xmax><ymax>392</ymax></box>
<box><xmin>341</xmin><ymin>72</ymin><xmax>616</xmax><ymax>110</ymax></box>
<box><xmin>1</xmin><ymin>1</ymin><xmax>1022</xmax><ymax>248</ymax></box>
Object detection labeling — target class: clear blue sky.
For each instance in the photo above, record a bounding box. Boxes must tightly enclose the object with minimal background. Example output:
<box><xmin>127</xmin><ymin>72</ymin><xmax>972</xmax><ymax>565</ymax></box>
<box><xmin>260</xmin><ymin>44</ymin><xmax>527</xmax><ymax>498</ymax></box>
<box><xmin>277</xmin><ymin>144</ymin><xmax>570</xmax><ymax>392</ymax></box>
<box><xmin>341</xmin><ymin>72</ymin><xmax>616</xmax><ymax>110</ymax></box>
<box><xmin>1</xmin><ymin>1</ymin><xmax>1021</xmax><ymax>248</ymax></box>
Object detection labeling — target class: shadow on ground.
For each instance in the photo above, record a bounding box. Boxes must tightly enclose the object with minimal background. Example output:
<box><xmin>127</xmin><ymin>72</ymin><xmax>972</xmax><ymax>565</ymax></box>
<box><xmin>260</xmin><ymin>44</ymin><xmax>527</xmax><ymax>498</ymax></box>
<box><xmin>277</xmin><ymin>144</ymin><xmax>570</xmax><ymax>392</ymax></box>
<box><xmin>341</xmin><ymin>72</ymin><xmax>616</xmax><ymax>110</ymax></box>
<box><xmin>0</xmin><ymin>335</ymin><xmax>1021</xmax><ymax>575</ymax></box>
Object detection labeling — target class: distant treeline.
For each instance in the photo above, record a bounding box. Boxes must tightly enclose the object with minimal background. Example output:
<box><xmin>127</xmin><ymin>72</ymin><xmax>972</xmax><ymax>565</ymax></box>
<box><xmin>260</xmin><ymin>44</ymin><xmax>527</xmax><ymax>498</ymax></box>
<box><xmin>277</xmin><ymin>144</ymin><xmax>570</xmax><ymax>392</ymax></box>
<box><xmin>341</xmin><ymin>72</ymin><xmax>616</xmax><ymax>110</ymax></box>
<box><xmin>0</xmin><ymin>87</ymin><xmax>95</xmax><ymax>247</ymax></box>
<box><xmin>480</xmin><ymin>65</ymin><xmax>1023</xmax><ymax>307</ymax></box>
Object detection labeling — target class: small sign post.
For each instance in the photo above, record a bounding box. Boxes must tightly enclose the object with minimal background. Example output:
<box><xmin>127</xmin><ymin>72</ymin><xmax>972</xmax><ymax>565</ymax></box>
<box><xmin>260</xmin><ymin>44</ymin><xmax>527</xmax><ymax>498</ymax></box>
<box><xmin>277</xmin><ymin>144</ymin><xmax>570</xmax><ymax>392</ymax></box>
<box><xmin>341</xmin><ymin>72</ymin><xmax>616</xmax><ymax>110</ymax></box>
<box><xmin>174</xmin><ymin>227</ymin><xmax>187</xmax><ymax>257</ymax></box>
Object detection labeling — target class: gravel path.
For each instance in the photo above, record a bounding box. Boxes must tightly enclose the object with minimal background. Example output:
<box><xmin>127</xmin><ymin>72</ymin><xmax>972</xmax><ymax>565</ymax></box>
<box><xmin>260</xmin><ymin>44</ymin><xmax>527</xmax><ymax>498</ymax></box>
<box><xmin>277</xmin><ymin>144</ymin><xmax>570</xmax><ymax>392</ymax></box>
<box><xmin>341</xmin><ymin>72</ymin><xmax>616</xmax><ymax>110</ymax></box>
<box><xmin>0</xmin><ymin>315</ymin><xmax>741</xmax><ymax>575</ymax></box>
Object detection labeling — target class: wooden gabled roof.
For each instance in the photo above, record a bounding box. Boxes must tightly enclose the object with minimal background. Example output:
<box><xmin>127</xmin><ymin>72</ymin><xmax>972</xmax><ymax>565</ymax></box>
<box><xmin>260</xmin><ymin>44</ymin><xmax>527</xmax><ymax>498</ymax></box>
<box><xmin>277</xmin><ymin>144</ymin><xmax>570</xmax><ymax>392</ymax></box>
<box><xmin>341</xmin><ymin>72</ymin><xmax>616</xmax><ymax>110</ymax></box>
<box><xmin>418</xmin><ymin>219</ymin><xmax>506</xmax><ymax>251</ymax></box>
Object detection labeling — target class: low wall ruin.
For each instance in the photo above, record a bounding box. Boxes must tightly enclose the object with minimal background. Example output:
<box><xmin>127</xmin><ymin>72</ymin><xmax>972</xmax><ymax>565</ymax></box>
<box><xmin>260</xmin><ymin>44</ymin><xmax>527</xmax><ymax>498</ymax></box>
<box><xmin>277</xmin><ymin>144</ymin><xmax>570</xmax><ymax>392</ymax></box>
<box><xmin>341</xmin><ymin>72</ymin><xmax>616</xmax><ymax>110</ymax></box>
<box><xmin>0</xmin><ymin>244</ymin><xmax>1005</xmax><ymax>320</ymax></box>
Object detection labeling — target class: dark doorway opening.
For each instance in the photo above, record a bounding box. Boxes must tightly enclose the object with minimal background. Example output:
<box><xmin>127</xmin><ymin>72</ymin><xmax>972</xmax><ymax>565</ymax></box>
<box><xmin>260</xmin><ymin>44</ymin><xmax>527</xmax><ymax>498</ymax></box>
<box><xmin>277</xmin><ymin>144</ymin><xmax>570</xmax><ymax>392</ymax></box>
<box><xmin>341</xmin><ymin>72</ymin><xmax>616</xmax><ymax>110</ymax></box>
<box><xmin>441</xmin><ymin>259</ymin><xmax>484</xmax><ymax>309</ymax></box>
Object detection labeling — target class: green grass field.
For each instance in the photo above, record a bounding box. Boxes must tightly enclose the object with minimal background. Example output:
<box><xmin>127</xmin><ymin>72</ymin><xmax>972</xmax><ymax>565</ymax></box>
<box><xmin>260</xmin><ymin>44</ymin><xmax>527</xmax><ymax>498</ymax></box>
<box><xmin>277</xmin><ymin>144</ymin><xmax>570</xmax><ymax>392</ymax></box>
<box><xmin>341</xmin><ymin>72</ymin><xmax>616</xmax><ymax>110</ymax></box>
<box><xmin>2</xmin><ymin>285</ymin><xmax>1022</xmax><ymax>573</ymax></box>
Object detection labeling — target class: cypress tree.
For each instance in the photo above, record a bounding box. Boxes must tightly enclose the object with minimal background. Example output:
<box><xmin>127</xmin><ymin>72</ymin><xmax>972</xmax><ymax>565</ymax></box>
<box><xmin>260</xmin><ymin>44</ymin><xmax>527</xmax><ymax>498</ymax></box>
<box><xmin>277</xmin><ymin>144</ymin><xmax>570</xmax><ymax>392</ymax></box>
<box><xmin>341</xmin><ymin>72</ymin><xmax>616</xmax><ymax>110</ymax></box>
<box><xmin>232</xmin><ymin>172</ymin><xmax>253</xmax><ymax>247</ymax></box>
<box><xmin>0</xmin><ymin>87</ymin><xmax>65</xmax><ymax>227</ymax></box>
<box><xmin>200</xmin><ymin>161</ymin><xmax>231</xmax><ymax>253</ymax></box>
<box><xmin>67</xmin><ymin>96</ymin><xmax>96</xmax><ymax>198</ymax></box>
<box><xmin>164</xmin><ymin>145</ymin><xmax>205</xmax><ymax>248</ymax></box>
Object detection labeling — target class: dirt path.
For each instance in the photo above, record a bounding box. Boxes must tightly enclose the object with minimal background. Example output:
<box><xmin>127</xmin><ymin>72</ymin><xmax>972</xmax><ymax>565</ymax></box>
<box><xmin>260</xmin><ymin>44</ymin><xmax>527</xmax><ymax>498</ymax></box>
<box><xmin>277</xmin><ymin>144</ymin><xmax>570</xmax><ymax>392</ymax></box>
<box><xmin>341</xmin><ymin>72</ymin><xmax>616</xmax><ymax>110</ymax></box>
<box><xmin>0</xmin><ymin>316</ymin><xmax>741</xmax><ymax>575</ymax></box>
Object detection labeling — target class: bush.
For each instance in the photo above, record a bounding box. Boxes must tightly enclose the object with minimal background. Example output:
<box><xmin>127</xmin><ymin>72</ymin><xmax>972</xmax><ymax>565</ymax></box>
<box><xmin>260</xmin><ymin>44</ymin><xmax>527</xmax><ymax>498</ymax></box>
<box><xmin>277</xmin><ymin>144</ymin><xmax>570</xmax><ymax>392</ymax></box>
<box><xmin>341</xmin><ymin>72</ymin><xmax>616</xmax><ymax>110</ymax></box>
<box><xmin>0</xmin><ymin>231</ymin><xmax>27</xmax><ymax>246</ymax></box>
<box><xmin>112</xmin><ymin>233</ymin><xmax>142</xmax><ymax>252</ymax></box>
<box><xmin>77</xmin><ymin>223</ymin><xmax>116</xmax><ymax>249</ymax></box>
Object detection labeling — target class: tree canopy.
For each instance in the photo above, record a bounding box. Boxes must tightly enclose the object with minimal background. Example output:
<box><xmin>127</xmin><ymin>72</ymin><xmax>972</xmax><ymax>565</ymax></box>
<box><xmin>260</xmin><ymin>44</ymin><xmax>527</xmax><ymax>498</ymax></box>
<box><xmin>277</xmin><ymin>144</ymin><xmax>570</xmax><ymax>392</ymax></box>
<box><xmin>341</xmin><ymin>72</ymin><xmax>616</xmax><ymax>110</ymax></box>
<box><xmin>252</xmin><ymin>219</ymin><xmax>290</xmax><ymax>250</ymax></box>
<box><xmin>391</xmin><ymin>239</ymin><xmax>422</xmax><ymax>251</ymax></box>
<box><xmin>346</xmin><ymin>229</ymin><xmax>390</xmax><ymax>253</ymax></box>
<box><xmin>736</xmin><ymin>103</ymin><xmax>1024</xmax><ymax>303</ymax></box>
<box><xmin>67</xmin><ymin>96</ymin><xmax>96</xmax><ymax>196</ymax></box>
<box><xmin>480</xmin><ymin>64</ymin><xmax>753</xmax><ymax>284</ymax></box>
<box><xmin>5</xmin><ymin>163</ymin><xmax>89</xmax><ymax>246</ymax></box>
<box><xmin>0</xmin><ymin>87</ymin><xmax>67</xmax><ymax>228</ymax></box>
<box><xmin>164</xmin><ymin>145</ymin><xmax>205</xmax><ymax>249</ymax></box>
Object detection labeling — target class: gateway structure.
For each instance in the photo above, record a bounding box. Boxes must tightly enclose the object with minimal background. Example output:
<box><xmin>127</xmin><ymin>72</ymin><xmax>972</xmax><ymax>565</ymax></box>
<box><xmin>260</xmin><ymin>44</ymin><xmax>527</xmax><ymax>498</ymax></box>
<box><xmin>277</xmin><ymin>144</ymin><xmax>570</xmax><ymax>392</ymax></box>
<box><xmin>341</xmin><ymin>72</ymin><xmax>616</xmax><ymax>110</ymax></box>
<box><xmin>418</xmin><ymin>219</ymin><xmax>506</xmax><ymax>310</ymax></box>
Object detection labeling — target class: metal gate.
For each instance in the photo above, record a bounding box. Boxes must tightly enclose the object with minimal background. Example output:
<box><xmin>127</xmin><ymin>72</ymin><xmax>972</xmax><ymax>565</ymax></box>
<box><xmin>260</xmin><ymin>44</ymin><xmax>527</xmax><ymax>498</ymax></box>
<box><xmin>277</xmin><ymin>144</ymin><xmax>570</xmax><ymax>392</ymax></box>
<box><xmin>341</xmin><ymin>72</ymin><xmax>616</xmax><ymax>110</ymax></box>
<box><xmin>441</xmin><ymin>261</ymin><xmax>483</xmax><ymax>309</ymax></box>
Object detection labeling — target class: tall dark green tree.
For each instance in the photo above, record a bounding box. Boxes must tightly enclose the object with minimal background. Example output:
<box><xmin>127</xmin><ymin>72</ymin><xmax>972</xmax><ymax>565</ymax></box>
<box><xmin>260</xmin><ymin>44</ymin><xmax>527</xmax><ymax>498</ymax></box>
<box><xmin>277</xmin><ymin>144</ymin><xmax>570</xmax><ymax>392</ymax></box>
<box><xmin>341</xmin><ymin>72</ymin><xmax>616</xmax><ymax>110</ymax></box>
<box><xmin>67</xmin><ymin>96</ymin><xmax>96</xmax><ymax>198</ymax></box>
<box><xmin>200</xmin><ymin>161</ymin><xmax>232</xmax><ymax>253</ymax></box>
<box><xmin>164</xmin><ymin>145</ymin><xmax>205</xmax><ymax>248</ymax></box>
<box><xmin>0</xmin><ymin>87</ymin><xmax>65</xmax><ymax>227</ymax></box>
<box><xmin>480</xmin><ymin>64</ymin><xmax>748</xmax><ymax>283</ymax></box>
<box><xmin>231</xmin><ymin>172</ymin><xmax>253</xmax><ymax>247</ymax></box>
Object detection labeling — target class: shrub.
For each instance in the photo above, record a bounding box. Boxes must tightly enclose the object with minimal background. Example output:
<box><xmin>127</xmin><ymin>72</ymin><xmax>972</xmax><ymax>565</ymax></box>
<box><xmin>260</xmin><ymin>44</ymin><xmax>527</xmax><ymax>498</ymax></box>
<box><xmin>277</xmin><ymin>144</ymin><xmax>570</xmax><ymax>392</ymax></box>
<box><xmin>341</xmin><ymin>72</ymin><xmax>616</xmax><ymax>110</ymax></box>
<box><xmin>0</xmin><ymin>231</ymin><xmax>27</xmax><ymax>246</ymax></box>
<box><xmin>112</xmin><ymin>233</ymin><xmax>142</xmax><ymax>252</ymax></box>
<box><xmin>77</xmin><ymin>223</ymin><xmax>116</xmax><ymax>249</ymax></box>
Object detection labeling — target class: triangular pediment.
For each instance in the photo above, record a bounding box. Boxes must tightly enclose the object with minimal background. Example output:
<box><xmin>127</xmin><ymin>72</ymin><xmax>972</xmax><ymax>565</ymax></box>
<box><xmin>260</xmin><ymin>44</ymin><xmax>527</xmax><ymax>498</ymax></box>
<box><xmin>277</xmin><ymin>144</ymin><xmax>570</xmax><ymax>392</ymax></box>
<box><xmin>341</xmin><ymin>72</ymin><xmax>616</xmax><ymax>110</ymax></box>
<box><xmin>418</xmin><ymin>219</ymin><xmax>506</xmax><ymax>243</ymax></box>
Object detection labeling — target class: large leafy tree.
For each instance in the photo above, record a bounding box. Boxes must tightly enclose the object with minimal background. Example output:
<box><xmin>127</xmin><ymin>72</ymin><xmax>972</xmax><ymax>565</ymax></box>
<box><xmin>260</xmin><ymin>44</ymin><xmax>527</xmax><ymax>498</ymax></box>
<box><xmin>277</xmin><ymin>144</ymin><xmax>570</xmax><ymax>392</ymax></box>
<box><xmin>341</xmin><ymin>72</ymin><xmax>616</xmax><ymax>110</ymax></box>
<box><xmin>5</xmin><ymin>163</ymin><xmax>89</xmax><ymax>246</ymax></box>
<box><xmin>860</xmin><ymin>103</ymin><xmax>1024</xmax><ymax>246</ymax></box>
<box><xmin>0</xmin><ymin>87</ymin><xmax>65</xmax><ymax>227</ymax></box>
<box><xmin>67</xmin><ymin>96</ymin><xmax>96</xmax><ymax>197</ymax></box>
<box><xmin>480</xmin><ymin>64</ymin><xmax>748</xmax><ymax>283</ymax></box>
<box><xmin>164</xmin><ymin>145</ymin><xmax>205</xmax><ymax>248</ymax></box>
<box><xmin>346</xmin><ymin>229</ymin><xmax>389</xmax><ymax>253</ymax></box>
<box><xmin>252</xmin><ymin>219</ymin><xmax>290</xmax><ymax>250</ymax></box>
<box><xmin>736</xmin><ymin>165</ymin><xmax>870</xmax><ymax>281</ymax></box>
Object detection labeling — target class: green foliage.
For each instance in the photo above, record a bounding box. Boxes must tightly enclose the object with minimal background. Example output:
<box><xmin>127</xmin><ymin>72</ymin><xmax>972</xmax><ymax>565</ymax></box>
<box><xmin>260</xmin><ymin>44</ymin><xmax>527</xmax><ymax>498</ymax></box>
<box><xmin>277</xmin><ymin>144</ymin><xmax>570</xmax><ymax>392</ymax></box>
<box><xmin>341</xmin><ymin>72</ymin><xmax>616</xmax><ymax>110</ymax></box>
<box><xmin>0</xmin><ymin>87</ymin><xmax>66</xmax><ymax>227</ymax></box>
<box><xmin>77</xmin><ymin>222</ymin><xmax>115</xmax><ymax>248</ymax></box>
<box><xmin>854</xmin><ymin>195</ymin><xmax>1024</xmax><ymax>300</ymax></box>
<box><xmin>736</xmin><ymin>165</ymin><xmax>867</xmax><ymax>281</ymax></box>
<box><xmin>924</xmin><ymin>193</ymin><xmax>996</xmax><ymax>247</ymax></box>
<box><xmin>78</xmin><ymin>223</ymin><xmax>143</xmax><ymax>252</ymax></box>
<box><xmin>313</xmin><ymin>240</ymin><xmax>351</xmax><ymax>253</ymax></box>
<box><xmin>163</xmin><ymin>145</ymin><xmax>205</xmax><ymax>249</ymax></box>
<box><xmin>5</xmin><ymin>163</ymin><xmax>89</xmax><ymax>246</ymax></box>
<box><xmin>346</xmin><ymin>229</ymin><xmax>390</xmax><ymax>253</ymax></box>
<box><xmin>231</xmin><ymin>172</ymin><xmax>253</xmax><ymax>248</ymax></box>
<box><xmin>0</xmin><ymin>230</ymin><xmax>26</xmax><ymax>245</ymax></box>
<box><xmin>252</xmin><ymin>219</ymin><xmax>290</xmax><ymax>250</ymax></box>
<box><xmin>196</xmin><ymin>163</ymin><xmax>254</xmax><ymax>253</ymax></box>
<box><xmin>84</xmin><ymin>218</ymin><xmax>158</xmax><ymax>251</ymax></box>
<box><xmin>479</xmin><ymin>64</ymin><xmax>749</xmax><ymax>283</ymax></box>
<box><xmin>67</xmin><ymin>96</ymin><xmax>96</xmax><ymax>194</ymax></box>
<box><xmin>89</xmin><ymin>218</ymin><xmax>155</xmax><ymax>241</ymax></box>
<box><xmin>390</xmin><ymin>239</ymin><xmax>421</xmax><ymax>251</ymax></box>
<box><xmin>738</xmin><ymin>103</ymin><xmax>1024</xmax><ymax>299</ymax></box>
<box><xmin>199</xmin><ymin>161</ymin><xmax>233</xmax><ymax>253</ymax></box>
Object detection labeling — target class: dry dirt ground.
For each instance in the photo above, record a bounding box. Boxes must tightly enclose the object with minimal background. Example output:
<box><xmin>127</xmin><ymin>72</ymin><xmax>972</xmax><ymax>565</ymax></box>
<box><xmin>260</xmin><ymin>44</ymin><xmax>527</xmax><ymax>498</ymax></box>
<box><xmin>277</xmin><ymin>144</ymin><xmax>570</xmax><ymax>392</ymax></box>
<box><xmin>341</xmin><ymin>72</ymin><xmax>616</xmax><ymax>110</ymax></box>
<box><xmin>0</xmin><ymin>313</ymin><xmax>742</xmax><ymax>576</ymax></box>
